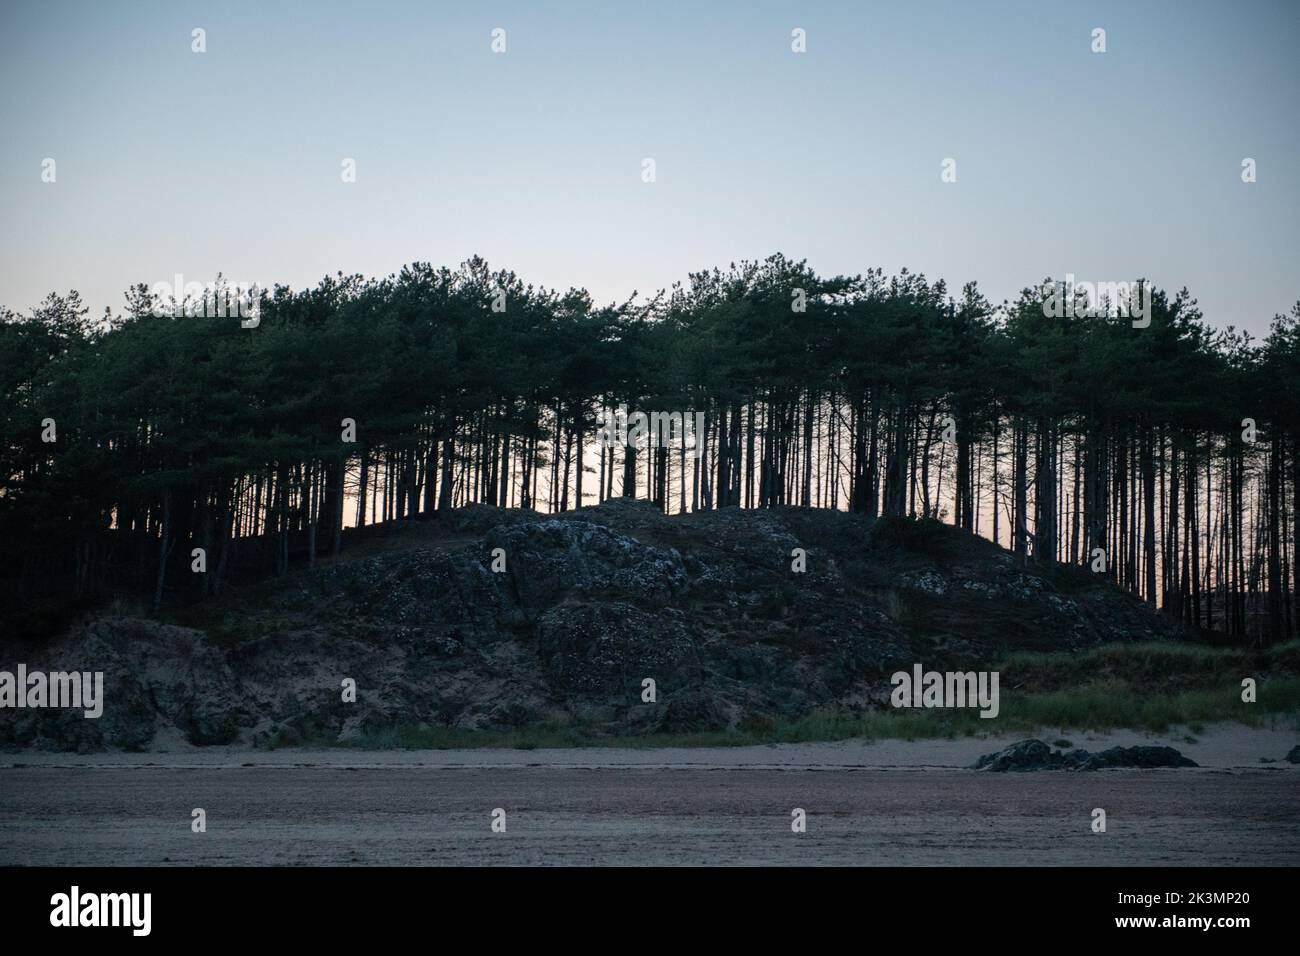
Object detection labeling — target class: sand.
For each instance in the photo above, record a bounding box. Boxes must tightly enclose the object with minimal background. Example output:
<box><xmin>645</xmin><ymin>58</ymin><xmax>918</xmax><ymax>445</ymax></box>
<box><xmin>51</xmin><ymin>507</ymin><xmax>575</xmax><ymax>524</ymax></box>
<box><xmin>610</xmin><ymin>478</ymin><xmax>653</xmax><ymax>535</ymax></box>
<box><xmin>2</xmin><ymin>721</ymin><xmax>1295</xmax><ymax>769</ymax></box>
<box><xmin>1</xmin><ymin>725</ymin><xmax>1295</xmax><ymax>866</ymax></box>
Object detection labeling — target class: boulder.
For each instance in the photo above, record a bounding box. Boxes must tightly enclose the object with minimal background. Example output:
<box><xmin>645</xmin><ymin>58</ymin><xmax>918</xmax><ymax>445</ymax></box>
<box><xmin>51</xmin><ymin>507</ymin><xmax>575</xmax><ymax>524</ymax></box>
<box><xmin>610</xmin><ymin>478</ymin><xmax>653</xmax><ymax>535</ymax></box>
<box><xmin>974</xmin><ymin>738</ymin><xmax>1198</xmax><ymax>771</ymax></box>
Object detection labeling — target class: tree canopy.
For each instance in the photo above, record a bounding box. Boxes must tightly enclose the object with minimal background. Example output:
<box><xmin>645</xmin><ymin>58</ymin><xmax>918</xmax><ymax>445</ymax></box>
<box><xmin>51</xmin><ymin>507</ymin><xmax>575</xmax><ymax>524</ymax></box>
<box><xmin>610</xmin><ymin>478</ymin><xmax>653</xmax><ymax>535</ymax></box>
<box><xmin>3</xmin><ymin>255</ymin><xmax>1298</xmax><ymax>643</ymax></box>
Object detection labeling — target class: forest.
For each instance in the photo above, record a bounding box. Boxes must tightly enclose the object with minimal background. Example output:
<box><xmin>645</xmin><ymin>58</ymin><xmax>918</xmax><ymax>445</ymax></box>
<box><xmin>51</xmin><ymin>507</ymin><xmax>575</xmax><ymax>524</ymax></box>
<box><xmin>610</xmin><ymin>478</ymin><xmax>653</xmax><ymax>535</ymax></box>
<box><xmin>2</xmin><ymin>254</ymin><xmax>1298</xmax><ymax>643</ymax></box>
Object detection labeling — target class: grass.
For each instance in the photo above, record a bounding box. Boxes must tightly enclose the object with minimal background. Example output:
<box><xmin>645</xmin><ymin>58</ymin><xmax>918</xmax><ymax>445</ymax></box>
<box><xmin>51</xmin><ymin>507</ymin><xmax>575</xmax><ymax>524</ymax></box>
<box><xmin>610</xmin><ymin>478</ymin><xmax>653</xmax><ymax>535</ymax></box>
<box><xmin>998</xmin><ymin>640</ymin><xmax>1300</xmax><ymax>693</ymax></box>
<box><xmin>256</xmin><ymin>639</ymin><xmax>1300</xmax><ymax>750</ymax></box>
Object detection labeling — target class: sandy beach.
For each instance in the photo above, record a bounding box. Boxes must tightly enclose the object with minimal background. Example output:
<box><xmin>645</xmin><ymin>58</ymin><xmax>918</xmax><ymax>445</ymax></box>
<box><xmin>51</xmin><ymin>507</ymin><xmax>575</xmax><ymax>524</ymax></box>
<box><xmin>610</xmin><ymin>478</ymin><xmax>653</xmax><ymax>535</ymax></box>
<box><xmin>2</xmin><ymin>725</ymin><xmax>1295</xmax><ymax>866</ymax></box>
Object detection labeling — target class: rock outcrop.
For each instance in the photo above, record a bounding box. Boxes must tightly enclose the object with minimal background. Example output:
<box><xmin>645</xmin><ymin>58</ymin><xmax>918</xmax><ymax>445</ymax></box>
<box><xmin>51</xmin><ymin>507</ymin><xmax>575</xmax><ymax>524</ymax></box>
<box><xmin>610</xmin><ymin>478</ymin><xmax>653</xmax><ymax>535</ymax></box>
<box><xmin>974</xmin><ymin>738</ymin><xmax>1199</xmax><ymax>771</ymax></box>
<box><xmin>1</xmin><ymin>501</ymin><xmax>1189</xmax><ymax>751</ymax></box>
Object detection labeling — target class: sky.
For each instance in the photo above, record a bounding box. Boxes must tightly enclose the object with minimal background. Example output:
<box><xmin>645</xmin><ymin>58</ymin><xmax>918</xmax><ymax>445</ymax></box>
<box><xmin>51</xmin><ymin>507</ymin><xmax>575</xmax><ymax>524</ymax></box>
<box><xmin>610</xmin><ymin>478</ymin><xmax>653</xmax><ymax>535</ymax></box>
<box><xmin>1</xmin><ymin>0</ymin><xmax>1297</xmax><ymax>335</ymax></box>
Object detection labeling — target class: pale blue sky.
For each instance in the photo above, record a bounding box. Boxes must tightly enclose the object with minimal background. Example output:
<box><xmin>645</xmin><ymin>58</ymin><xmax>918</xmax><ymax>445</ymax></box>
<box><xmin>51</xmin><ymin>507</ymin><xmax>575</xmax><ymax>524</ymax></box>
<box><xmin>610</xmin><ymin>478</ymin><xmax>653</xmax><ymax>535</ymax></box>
<box><xmin>2</xmin><ymin>0</ymin><xmax>1297</xmax><ymax>333</ymax></box>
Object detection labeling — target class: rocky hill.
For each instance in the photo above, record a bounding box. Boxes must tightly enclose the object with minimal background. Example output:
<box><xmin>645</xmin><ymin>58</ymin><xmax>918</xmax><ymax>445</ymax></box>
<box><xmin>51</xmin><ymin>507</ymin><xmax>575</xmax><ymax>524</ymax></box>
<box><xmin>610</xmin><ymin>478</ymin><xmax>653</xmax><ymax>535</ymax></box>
<box><xmin>1</xmin><ymin>499</ymin><xmax>1189</xmax><ymax>752</ymax></box>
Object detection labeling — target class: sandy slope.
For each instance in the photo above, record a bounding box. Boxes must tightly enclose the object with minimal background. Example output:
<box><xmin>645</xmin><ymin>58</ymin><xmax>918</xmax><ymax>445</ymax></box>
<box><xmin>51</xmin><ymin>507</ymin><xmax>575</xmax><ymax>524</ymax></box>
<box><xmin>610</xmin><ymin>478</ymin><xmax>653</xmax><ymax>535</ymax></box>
<box><xmin>2</xmin><ymin>722</ymin><xmax>1295</xmax><ymax>769</ymax></box>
